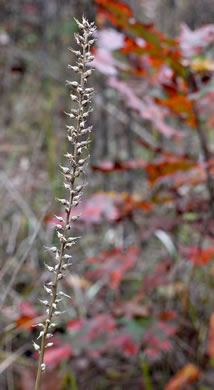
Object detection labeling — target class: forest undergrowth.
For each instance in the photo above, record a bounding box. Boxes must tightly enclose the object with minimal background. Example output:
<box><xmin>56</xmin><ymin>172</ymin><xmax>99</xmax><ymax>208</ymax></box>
<box><xmin>1</xmin><ymin>0</ymin><xmax>214</xmax><ymax>389</ymax></box>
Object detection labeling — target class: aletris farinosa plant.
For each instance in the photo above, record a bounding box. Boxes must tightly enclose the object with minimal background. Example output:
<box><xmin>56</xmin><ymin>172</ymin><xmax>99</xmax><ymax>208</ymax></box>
<box><xmin>34</xmin><ymin>17</ymin><xmax>96</xmax><ymax>390</ymax></box>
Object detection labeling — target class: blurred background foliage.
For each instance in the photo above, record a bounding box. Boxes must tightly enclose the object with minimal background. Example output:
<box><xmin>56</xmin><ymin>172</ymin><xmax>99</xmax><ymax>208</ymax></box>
<box><xmin>1</xmin><ymin>0</ymin><xmax>214</xmax><ymax>389</ymax></box>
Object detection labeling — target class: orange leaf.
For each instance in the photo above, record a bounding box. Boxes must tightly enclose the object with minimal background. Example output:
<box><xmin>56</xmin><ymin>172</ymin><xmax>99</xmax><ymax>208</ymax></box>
<box><xmin>16</xmin><ymin>301</ymin><xmax>39</xmax><ymax>330</ymax></box>
<box><xmin>207</xmin><ymin>313</ymin><xmax>214</xmax><ymax>358</ymax></box>
<box><xmin>95</xmin><ymin>0</ymin><xmax>133</xmax><ymax>18</ymax></box>
<box><xmin>16</xmin><ymin>315</ymin><xmax>35</xmax><ymax>330</ymax></box>
<box><xmin>156</xmin><ymin>95</ymin><xmax>196</xmax><ymax>128</ymax></box>
<box><xmin>189</xmin><ymin>247</ymin><xmax>214</xmax><ymax>266</ymax></box>
<box><xmin>145</xmin><ymin>156</ymin><xmax>196</xmax><ymax>185</ymax></box>
<box><xmin>165</xmin><ymin>364</ymin><xmax>200</xmax><ymax>390</ymax></box>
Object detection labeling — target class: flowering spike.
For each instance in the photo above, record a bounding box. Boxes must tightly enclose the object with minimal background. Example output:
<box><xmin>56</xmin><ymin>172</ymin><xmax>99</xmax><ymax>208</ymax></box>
<box><xmin>34</xmin><ymin>16</ymin><xmax>96</xmax><ymax>389</ymax></box>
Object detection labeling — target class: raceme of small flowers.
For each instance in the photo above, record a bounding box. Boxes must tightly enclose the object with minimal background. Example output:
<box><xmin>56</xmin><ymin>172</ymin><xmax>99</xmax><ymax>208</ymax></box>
<box><xmin>33</xmin><ymin>16</ymin><xmax>96</xmax><ymax>389</ymax></box>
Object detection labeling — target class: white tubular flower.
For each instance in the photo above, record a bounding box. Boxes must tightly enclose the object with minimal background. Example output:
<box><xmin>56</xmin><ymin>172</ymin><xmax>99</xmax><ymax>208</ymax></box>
<box><xmin>58</xmin><ymin>291</ymin><xmax>71</xmax><ymax>299</ymax></box>
<box><xmin>41</xmin><ymin>363</ymin><xmax>46</xmax><ymax>372</ymax></box>
<box><xmin>33</xmin><ymin>342</ymin><xmax>40</xmax><ymax>351</ymax></box>
<box><xmin>39</xmin><ymin>300</ymin><xmax>49</xmax><ymax>306</ymax></box>
<box><xmin>46</xmin><ymin>343</ymin><xmax>54</xmax><ymax>348</ymax></box>
<box><xmin>37</xmin><ymin>331</ymin><xmax>44</xmax><ymax>340</ymax></box>
<box><xmin>44</xmin><ymin>285</ymin><xmax>52</xmax><ymax>295</ymax></box>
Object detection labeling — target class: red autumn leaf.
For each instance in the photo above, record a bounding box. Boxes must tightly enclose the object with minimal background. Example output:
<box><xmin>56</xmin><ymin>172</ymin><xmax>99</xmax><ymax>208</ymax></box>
<box><xmin>44</xmin><ymin>344</ymin><xmax>72</xmax><ymax>366</ymax></box>
<box><xmin>115</xmin><ymin>192</ymin><xmax>152</xmax><ymax>213</ymax></box>
<box><xmin>16</xmin><ymin>316</ymin><xmax>36</xmax><ymax>330</ymax></box>
<box><xmin>128</xmin><ymin>21</ymin><xmax>166</xmax><ymax>48</ymax></box>
<box><xmin>95</xmin><ymin>0</ymin><xmax>133</xmax><ymax>18</ymax></box>
<box><xmin>95</xmin><ymin>0</ymin><xmax>166</xmax><ymax>48</ymax></box>
<box><xmin>92</xmin><ymin>156</ymin><xmax>196</xmax><ymax>188</ymax></box>
<box><xmin>95</xmin><ymin>0</ymin><xmax>133</xmax><ymax>31</ymax></box>
<box><xmin>67</xmin><ymin>318</ymin><xmax>85</xmax><ymax>333</ymax></box>
<box><xmin>182</xmin><ymin>246</ymin><xmax>214</xmax><ymax>266</ymax></box>
<box><xmin>92</xmin><ymin>159</ymin><xmax>147</xmax><ymax>172</ymax></box>
<box><xmin>121</xmin><ymin>34</ymin><xmax>163</xmax><ymax>62</ymax></box>
<box><xmin>67</xmin><ymin>315</ymin><xmax>117</xmax><ymax>357</ymax></box>
<box><xmin>122</xmin><ymin>36</ymin><xmax>143</xmax><ymax>55</ymax></box>
<box><xmin>95</xmin><ymin>0</ymin><xmax>187</xmax><ymax>78</ymax></box>
<box><xmin>92</xmin><ymin>160</ymin><xmax>124</xmax><ymax>172</ymax></box>
<box><xmin>67</xmin><ymin>314</ymin><xmax>143</xmax><ymax>359</ymax></box>
<box><xmin>75</xmin><ymin>192</ymin><xmax>119</xmax><ymax>223</ymax></box>
<box><xmin>143</xmin><ymin>315</ymin><xmax>177</xmax><ymax>359</ymax></box>
<box><xmin>86</xmin><ymin>247</ymin><xmax>139</xmax><ymax>289</ymax></box>
<box><xmin>144</xmin><ymin>332</ymin><xmax>172</xmax><ymax>358</ymax></box>
<box><xmin>159</xmin><ymin>340</ymin><xmax>171</xmax><ymax>351</ymax></box>
<box><xmin>121</xmin><ymin>35</ymin><xmax>161</xmax><ymax>59</ymax></box>
<box><xmin>164</xmin><ymin>363</ymin><xmax>200</xmax><ymax>390</ymax></box>
<box><xmin>159</xmin><ymin>311</ymin><xmax>177</xmax><ymax>321</ymax></box>
<box><xmin>145</xmin><ymin>156</ymin><xmax>196</xmax><ymax>185</ymax></box>
<box><xmin>46</xmin><ymin>192</ymin><xmax>152</xmax><ymax>227</ymax></box>
<box><xmin>96</xmin><ymin>7</ymin><xmax>124</xmax><ymax>29</ymax></box>
<box><xmin>121</xmin><ymin>34</ymin><xmax>185</xmax><ymax>78</ymax></box>
<box><xmin>16</xmin><ymin>301</ymin><xmax>39</xmax><ymax>330</ymax></box>
<box><xmin>68</xmin><ymin>314</ymin><xmax>116</xmax><ymax>337</ymax></box>
<box><xmin>112</xmin><ymin>334</ymin><xmax>140</xmax><ymax>356</ymax></box>
<box><xmin>207</xmin><ymin>313</ymin><xmax>214</xmax><ymax>358</ymax></box>
<box><xmin>46</xmin><ymin>192</ymin><xmax>120</xmax><ymax>225</ymax></box>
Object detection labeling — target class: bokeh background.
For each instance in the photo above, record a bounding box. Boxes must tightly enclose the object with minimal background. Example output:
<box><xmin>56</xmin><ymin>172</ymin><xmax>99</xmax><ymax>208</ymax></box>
<box><xmin>1</xmin><ymin>1</ymin><xmax>214</xmax><ymax>389</ymax></box>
